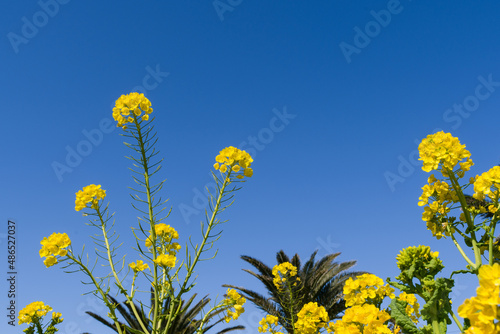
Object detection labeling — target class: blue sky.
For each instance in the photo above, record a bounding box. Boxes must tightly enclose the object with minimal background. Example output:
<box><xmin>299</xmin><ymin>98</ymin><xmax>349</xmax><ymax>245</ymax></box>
<box><xmin>2</xmin><ymin>1</ymin><xmax>500</xmax><ymax>333</ymax></box>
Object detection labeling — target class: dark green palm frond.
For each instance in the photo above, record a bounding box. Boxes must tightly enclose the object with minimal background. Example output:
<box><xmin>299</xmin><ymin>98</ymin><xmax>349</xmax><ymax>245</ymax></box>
<box><xmin>225</xmin><ymin>249</ymin><xmax>367</xmax><ymax>333</ymax></box>
<box><xmin>86</xmin><ymin>291</ymin><xmax>245</xmax><ymax>334</ymax></box>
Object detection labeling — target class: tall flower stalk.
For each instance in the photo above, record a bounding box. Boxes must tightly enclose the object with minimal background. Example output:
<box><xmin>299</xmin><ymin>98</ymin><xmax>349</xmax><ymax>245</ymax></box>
<box><xmin>32</xmin><ymin>92</ymin><xmax>253</xmax><ymax>334</ymax></box>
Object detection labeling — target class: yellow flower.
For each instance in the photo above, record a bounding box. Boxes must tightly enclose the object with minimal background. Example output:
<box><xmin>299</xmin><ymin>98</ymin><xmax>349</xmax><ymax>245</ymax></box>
<box><xmin>39</xmin><ymin>233</ymin><xmax>71</xmax><ymax>268</ymax></box>
<box><xmin>153</xmin><ymin>254</ymin><xmax>176</xmax><ymax>268</ymax></box>
<box><xmin>473</xmin><ymin>166</ymin><xmax>500</xmax><ymax>202</ymax></box>
<box><xmin>398</xmin><ymin>292</ymin><xmax>421</xmax><ymax>323</ymax></box>
<box><xmin>272</xmin><ymin>262</ymin><xmax>299</xmax><ymax>290</ymax></box>
<box><xmin>343</xmin><ymin>273</ymin><xmax>394</xmax><ymax>307</ymax></box>
<box><xmin>129</xmin><ymin>260</ymin><xmax>149</xmax><ymax>272</ymax></box>
<box><xmin>330</xmin><ymin>304</ymin><xmax>391</xmax><ymax>334</ymax></box>
<box><xmin>75</xmin><ymin>184</ymin><xmax>106</xmax><ymax>211</ymax></box>
<box><xmin>258</xmin><ymin>314</ymin><xmax>282</xmax><ymax>333</ymax></box>
<box><xmin>223</xmin><ymin>289</ymin><xmax>246</xmax><ymax>323</ymax></box>
<box><xmin>458</xmin><ymin>264</ymin><xmax>500</xmax><ymax>333</ymax></box>
<box><xmin>418</xmin><ymin>131</ymin><xmax>472</xmax><ymax>174</ymax></box>
<box><xmin>18</xmin><ymin>301</ymin><xmax>53</xmax><ymax>325</ymax></box>
<box><xmin>113</xmin><ymin>92</ymin><xmax>153</xmax><ymax>129</ymax></box>
<box><xmin>145</xmin><ymin>224</ymin><xmax>180</xmax><ymax>249</ymax></box>
<box><xmin>295</xmin><ymin>302</ymin><xmax>329</xmax><ymax>334</ymax></box>
<box><xmin>214</xmin><ymin>146</ymin><xmax>254</xmax><ymax>179</ymax></box>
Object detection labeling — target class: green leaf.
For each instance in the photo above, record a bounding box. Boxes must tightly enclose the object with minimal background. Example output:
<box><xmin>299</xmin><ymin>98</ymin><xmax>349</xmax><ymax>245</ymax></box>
<box><xmin>389</xmin><ymin>298</ymin><xmax>422</xmax><ymax>334</ymax></box>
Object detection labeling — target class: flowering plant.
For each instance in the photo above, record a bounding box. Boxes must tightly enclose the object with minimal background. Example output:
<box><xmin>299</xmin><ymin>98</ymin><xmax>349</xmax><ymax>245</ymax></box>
<box><xmin>253</xmin><ymin>131</ymin><xmax>500</xmax><ymax>334</ymax></box>
<box><xmin>23</xmin><ymin>92</ymin><xmax>253</xmax><ymax>334</ymax></box>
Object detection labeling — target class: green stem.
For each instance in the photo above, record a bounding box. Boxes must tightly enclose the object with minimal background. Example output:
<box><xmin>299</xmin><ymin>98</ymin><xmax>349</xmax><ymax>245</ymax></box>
<box><xmin>489</xmin><ymin>213</ymin><xmax>497</xmax><ymax>265</ymax></box>
<box><xmin>447</xmin><ymin>171</ymin><xmax>481</xmax><ymax>269</ymax></box>
<box><xmin>167</xmin><ymin>171</ymin><xmax>232</xmax><ymax>331</ymax></box>
<box><xmin>67</xmin><ymin>252</ymin><xmax>125</xmax><ymax>334</ymax></box>
<box><xmin>35</xmin><ymin>319</ymin><xmax>44</xmax><ymax>334</ymax></box>
<box><xmin>450</xmin><ymin>308</ymin><xmax>464</xmax><ymax>333</ymax></box>
<box><xmin>447</xmin><ymin>225</ymin><xmax>475</xmax><ymax>268</ymax></box>
<box><xmin>96</xmin><ymin>207</ymin><xmax>149</xmax><ymax>334</ymax></box>
<box><xmin>132</xmin><ymin>116</ymin><xmax>160</xmax><ymax>333</ymax></box>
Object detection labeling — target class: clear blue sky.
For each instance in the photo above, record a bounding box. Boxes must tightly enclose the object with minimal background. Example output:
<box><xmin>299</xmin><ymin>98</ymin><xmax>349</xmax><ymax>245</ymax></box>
<box><xmin>2</xmin><ymin>1</ymin><xmax>500</xmax><ymax>333</ymax></box>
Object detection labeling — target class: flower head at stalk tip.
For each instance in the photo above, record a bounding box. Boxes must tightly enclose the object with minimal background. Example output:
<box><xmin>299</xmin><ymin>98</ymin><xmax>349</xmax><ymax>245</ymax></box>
<box><xmin>343</xmin><ymin>273</ymin><xmax>395</xmax><ymax>307</ymax></box>
<box><xmin>129</xmin><ymin>260</ymin><xmax>149</xmax><ymax>272</ymax></box>
<box><xmin>258</xmin><ymin>314</ymin><xmax>283</xmax><ymax>333</ymax></box>
<box><xmin>18</xmin><ymin>301</ymin><xmax>53</xmax><ymax>325</ymax></box>
<box><xmin>223</xmin><ymin>289</ymin><xmax>246</xmax><ymax>323</ymax></box>
<box><xmin>294</xmin><ymin>302</ymin><xmax>329</xmax><ymax>334</ymax></box>
<box><xmin>395</xmin><ymin>245</ymin><xmax>443</xmax><ymax>284</ymax></box>
<box><xmin>112</xmin><ymin>92</ymin><xmax>153</xmax><ymax>129</ymax></box>
<box><xmin>213</xmin><ymin>146</ymin><xmax>253</xmax><ymax>179</ymax></box>
<box><xmin>75</xmin><ymin>184</ymin><xmax>106</xmax><ymax>211</ymax></box>
<box><xmin>418</xmin><ymin>131</ymin><xmax>472</xmax><ymax>175</ymax></box>
<box><xmin>272</xmin><ymin>262</ymin><xmax>300</xmax><ymax>290</ymax></box>
<box><xmin>39</xmin><ymin>232</ymin><xmax>71</xmax><ymax>267</ymax></box>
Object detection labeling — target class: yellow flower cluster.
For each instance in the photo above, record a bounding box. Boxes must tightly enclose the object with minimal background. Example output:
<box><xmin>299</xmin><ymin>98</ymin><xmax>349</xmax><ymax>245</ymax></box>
<box><xmin>223</xmin><ymin>289</ymin><xmax>246</xmax><ymax>323</ymax></box>
<box><xmin>418</xmin><ymin>177</ymin><xmax>458</xmax><ymax>207</ymax></box>
<box><xmin>417</xmin><ymin>176</ymin><xmax>458</xmax><ymax>238</ymax></box>
<box><xmin>272</xmin><ymin>262</ymin><xmax>299</xmax><ymax>290</ymax></box>
<box><xmin>418</xmin><ymin>131</ymin><xmax>472</xmax><ymax>174</ymax></box>
<box><xmin>329</xmin><ymin>304</ymin><xmax>392</xmax><ymax>334</ymax></box>
<box><xmin>154</xmin><ymin>254</ymin><xmax>177</xmax><ymax>268</ymax></box>
<box><xmin>145</xmin><ymin>223</ymin><xmax>180</xmax><ymax>248</ymax></box>
<box><xmin>145</xmin><ymin>224</ymin><xmax>181</xmax><ymax>268</ymax></box>
<box><xmin>398</xmin><ymin>292</ymin><xmax>421</xmax><ymax>324</ymax></box>
<box><xmin>112</xmin><ymin>92</ymin><xmax>153</xmax><ymax>129</ymax></box>
<box><xmin>18</xmin><ymin>301</ymin><xmax>59</xmax><ymax>325</ymax></box>
<box><xmin>458</xmin><ymin>263</ymin><xmax>500</xmax><ymax>333</ymax></box>
<box><xmin>343</xmin><ymin>274</ymin><xmax>395</xmax><ymax>307</ymax></box>
<box><xmin>258</xmin><ymin>315</ymin><xmax>284</xmax><ymax>334</ymax></box>
<box><xmin>294</xmin><ymin>302</ymin><xmax>329</xmax><ymax>334</ymax></box>
<box><xmin>75</xmin><ymin>184</ymin><xmax>106</xmax><ymax>211</ymax></box>
<box><xmin>214</xmin><ymin>146</ymin><xmax>254</xmax><ymax>179</ymax></box>
<box><xmin>129</xmin><ymin>260</ymin><xmax>149</xmax><ymax>272</ymax></box>
<box><xmin>473</xmin><ymin>166</ymin><xmax>500</xmax><ymax>203</ymax></box>
<box><xmin>39</xmin><ymin>233</ymin><xmax>71</xmax><ymax>267</ymax></box>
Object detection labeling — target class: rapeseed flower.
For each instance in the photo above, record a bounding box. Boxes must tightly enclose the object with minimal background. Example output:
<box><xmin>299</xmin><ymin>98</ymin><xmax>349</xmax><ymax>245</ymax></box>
<box><xmin>272</xmin><ymin>262</ymin><xmax>299</xmax><ymax>290</ymax></box>
<box><xmin>473</xmin><ymin>166</ymin><xmax>500</xmax><ymax>203</ymax></box>
<box><xmin>294</xmin><ymin>302</ymin><xmax>329</xmax><ymax>334</ymax></box>
<box><xmin>113</xmin><ymin>92</ymin><xmax>153</xmax><ymax>129</ymax></box>
<box><xmin>418</xmin><ymin>131</ymin><xmax>472</xmax><ymax>174</ymax></box>
<box><xmin>223</xmin><ymin>289</ymin><xmax>246</xmax><ymax>323</ymax></box>
<box><xmin>18</xmin><ymin>301</ymin><xmax>53</xmax><ymax>325</ymax></box>
<box><xmin>153</xmin><ymin>254</ymin><xmax>176</xmax><ymax>268</ymax></box>
<box><xmin>75</xmin><ymin>184</ymin><xmax>106</xmax><ymax>211</ymax></box>
<box><xmin>343</xmin><ymin>273</ymin><xmax>394</xmax><ymax>307</ymax></box>
<box><xmin>214</xmin><ymin>146</ymin><xmax>253</xmax><ymax>179</ymax></box>
<box><xmin>129</xmin><ymin>260</ymin><xmax>149</xmax><ymax>272</ymax></box>
<box><xmin>39</xmin><ymin>232</ymin><xmax>71</xmax><ymax>267</ymax></box>
<box><xmin>398</xmin><ymin>292</ymin><xmax>421</xmax><ymax>324</ymax></box>
<box><xmin>258</xmin><ymin>315</ymin><xmax>283</xmax><ymax>334</ymax></box>
<box><xmin>329</xmin><ymin>304</ymin><xmax>392</xmax><ymax>334</ymax></box>
<box><xmin>458</xmin><ymin>263</ymin><xmax>500</xmax><ymax>333</ymax></box>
